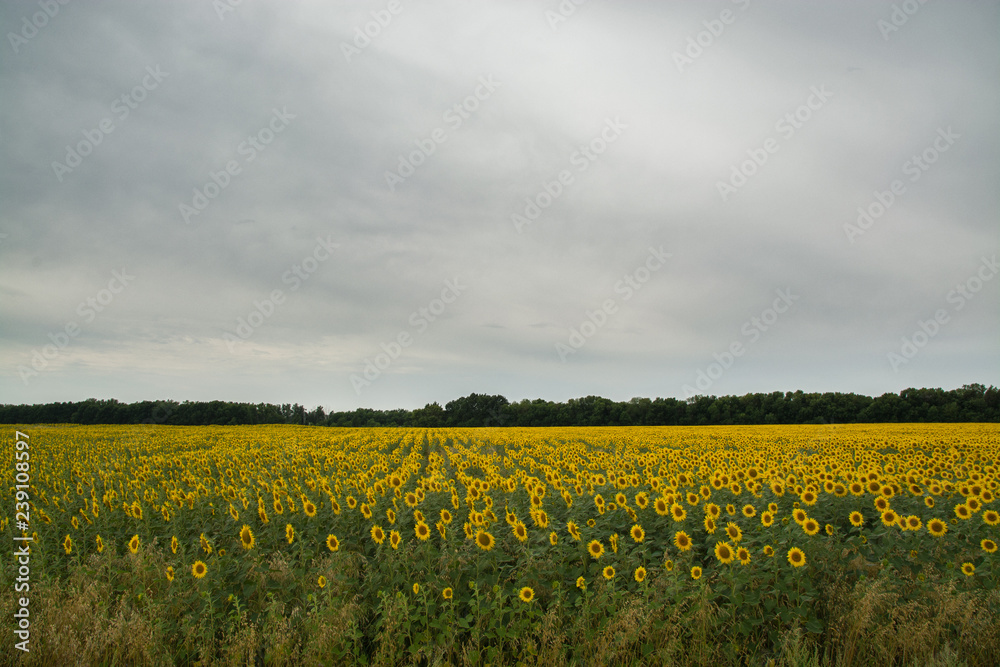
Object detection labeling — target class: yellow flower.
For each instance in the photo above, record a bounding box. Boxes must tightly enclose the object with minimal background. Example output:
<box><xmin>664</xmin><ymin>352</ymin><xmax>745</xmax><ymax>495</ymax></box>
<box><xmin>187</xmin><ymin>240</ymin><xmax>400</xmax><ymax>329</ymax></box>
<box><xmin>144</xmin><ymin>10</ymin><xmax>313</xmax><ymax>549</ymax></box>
<box><xmin>602</xmin><ymin>566</ymin><xmax>615</xmax><ymax>580</ymax></box>
<box><xmin>714</xmin><ymin>541</ymin><xmax>735</xmax><ymax>564</ymax></box>
<box><xmin>239</xmin><ymin>525</ymin><xmax>255</xmax><ymax>550</ymax></box>
<box><xmin>326</xmin><ymin>534</ymin><xmax>340</xmax><ymax>552</ymax></box>
<box><xmin>983</xmin><ymin>510</ymin><xmax>999</xmax><ymax>526</ymax></box>
<box><xmin>518</xmin><ymin>586</ymin><xmax>534</xmax><ymax>602</ymax></box>
<box><xmin>587</xmin><ymin>540</ymin><xmax>604</xmax><ymax>559</ymax></box>
<box><xmin>725</xmin><ymin>522</ymin><xmax>742</xmax><ymax>543</ymax></box>
<box><xmin>475</xmin><ymin>529</ymin><xmax>495</xmax><ymax>552</ymax></box>
<box><xmin>961</xmin><ymin>562</ymin><xmax>975</xmax><ymax>577</ymax></box>
<box><xmin>576</xmin><ymin>576</ymin><xmax>586</xmax><ymax>590</ymax></box>
<box><xmin>166</xmin><ymin>566</ymin><xmax>174</xmax><ymax>582</ymax></box>
<box><xmin>128</xmin><ymin>534</ymin><xmax>140</xmax><ymax>554</ymax></box>
<box><xmin>674</xmin><ymin>530</ymin><xmax>692</xmax><ymax>551</ymax></box>
<box><xmin>630</xmin><ymin>524</ymin><xmax>645</xmax><ymax>543</ymax></box>
<box><xmin>63</xmin><ymin>535</ymin><xmax>72</xmax><ymax>554</ymax></box>
<box><xmin>370</xmin><ymin>524</ymin><xmax>386</xmax><ymax>544</ymax></box>
<box><xmin>413</xmin><ymin>583</ymin><xmax>420</xmax><ymax>595</ymax></box>
<box><xmin>787</xmin><ymin>547</ymin><xmax>806</xmax><ymax>567</ymax></box>
<box><xmin>96</xmin><ymin>535</ymin><xmax>104</xmax><ymax>553</ymax></box>
<box><xmin>442</xmin><ymin>587</ymin><xmax>453</xmax><ymax>599</ymax></box>
<box><xmin>192</xmin><ymin>560</ymin><xmax>208</xmax><ymax>579</ymax></box>
<box><xmin>927</xmin><ymin>518</ymin><xmax>947</xmax><ymax>537</ymax></box>
<box><xmin>982</xmin><ymin>539</ymin><xmax>998</xmax><ymax>554</ymax></box>
<box><xmin>549</xmin><ymin>531</ymin><xmax>558</xmax><ymax>545</ymax></box>
<box><xmin>285</xmin><ymin>524</ymin><xmax>295</xmax><ymax>544</ymax></box>
<box><xmin>802</xmin><ymin>519</ymin><xmax>820</xmax><ymax>536</ymax></box>
<box><xmin>763</xmin><ymin>545</ymin><xmax>774</xmax><ymax>557</ymax></box>
<box><xmin>389</xmin><ymin>530</ymin><xmax>401</xmax><ymax>550</ymax></box>
<box><xmin>634</xmin><ymin>566</ymin><xmax>647</xmax><ymax>583</ymax></box>
<box><xmin>737</xmin><ymin>547</ymin><xmax>751</xmax><ymax>565</ymax></box>
<box><xmin>690</xmin><ymin>566</ymin><xmax>702</xmax><ymax>580</ymax></box>
<box><xmin>317</xmin><ymin>575</ymin><xmax>326</xmax><ymax>588</ymax></box>
<box><xmin>415</xmin><ymin>521</ymin><xmax>431</xmax><ymax>541</ymax></box>
<box><xmin>664</xmin><ymin>559</ymin><xmax>674</xmax><ymax>571</ymax></box>
<box><xmin>849</xmin><ymin>511</ymin><xmax>863</xmax><ymax>527</ymax></box>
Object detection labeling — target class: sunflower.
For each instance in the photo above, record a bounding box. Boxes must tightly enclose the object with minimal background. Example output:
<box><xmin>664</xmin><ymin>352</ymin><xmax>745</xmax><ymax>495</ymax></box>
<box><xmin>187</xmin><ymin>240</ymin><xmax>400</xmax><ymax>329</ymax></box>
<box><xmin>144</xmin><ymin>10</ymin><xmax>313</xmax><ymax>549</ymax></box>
<box><xmin>802</xmin><ymin>519</ymin><xmax>820</xmax><ymax>536</ymax></box>
<box><xmin>954</xmin><ymin>504</ymin><xmax>971</xmax><ymax>520</ymax></box>
<box><xmin>273</xmin><ymin>498</ymin><xmax>284</xmax><ymax>515</ymax></box>
<box><xmin>630</xmin><ymin>524</ymin><xmax>645</xmax><ymax>543</ymax></box>
<box><xmin>924</xmin><ymin>496</ymin><xmax>935</xmax><ymax>508</ymax></box>
<box><xmin>714</xmin><ymin>541</ymin><xmax>735</xmax><ymax>564</ymax></box>
<box><xmin>370</xmin><ymin>524</ymin><xmax>386</xmax><ymax>544</ymax></box>
<box><xmin>726</xmin><ymin>504</ymin><xmax>736</xmax><ymax>515</ymax></box>
<box><xmin>670</xmin><ymin>504</ymin><xmax>686</xmax><ymax>522</ymax></box>
<box><xmin>690</xmin><ymin>566</ymin><xmax>702</xmax><ymax>580</ymax></box>
<box><xmin>874</xmin><ymin>496</ymin><xmax>890</xmax><ymax>512</ymax></box>
<box><xmin>549</xmin><ymin>531</ymin><xmax>558</xmax><ymax>545</ymax></box>
<box><xmin>285</xmin><ymin>524</ymin><xmax>295</xmax><ymax>544</ymax></box>
<box><xmin>602</xmin><ymin>566</ymin><xmax>615</xmax><ymax>580</ymax></box>
<box><xmin>760</xmin><ymin>511</ymin><xmax>774</xmax><ymax>527</ymax></box>
<box><xmin>742</xmin><ymin>504</ymin><xmax>756</xmax><ymax>518</ymax></box>
<box><xmin>792</xmin><ymin>508</ymin><xmax>807</xmax><ymax>525</ymax></box>
<box><xmin>800</xmin><ymin>491</ymin><xmax>817</xmax><ymax>506</ymax></box>
<box><xmin>512</xmin><ymin>521</ymin><xmax>528</xmax><ymax>543</ymax></box>
<box><xmin>192</xmin><ymin>560</ymin><xmax>208</xmax><ymax>579</ymax></box>
<box><xmin>415</xmin><ymin>521</ymin><xmax>431</xmax><ymax>541</ymax></box>
<box><xmin>982</xmin><ymin>510</ymin><xmax>999</xmax><ymax>526</ymax></box>
<box><xmin>166</xmin><ymin>566</ymin><xmax>174</xmax><ymax>582</ymax></box>
<box><xmin>386</xmin><ymin>508</ymin><xmax>395</xmax><ymax>524</ymax></box>
<box><xmin>567</xmin><ymin>521</ymin><xmax>581</xmax><ymax>541</ymax></box>
<box><xmin>240</xmin><ymin>525</ymin><xmax>255</xmax><ymax>549</ymax></box>
<box><xmin>674</xmin><ymin>530</ymin><xmax>693</xmax><ymax>551</ymax></box>
<box><xmin>880</xmin><ymin>510</ymin><xmax>899</xmax><ymax>528</ymax></box>
<box><xmin>389</xmin><ymin>530</ymin><xmax>401</xmax><ymax>550</ymax></box>
<box><xmin>317</xmin><ymin>575</ymin><xmax>326</xmax><ymax>588</ymax></box>
<box><xmin>705</xmin><ymin>503</ymin><xmax>721</xmax><ymax>519</ymax></box>
<box><xmin>687</xmin><ymin>492</ymin><xmax>699</xmax><ymax>506</ymax></box>
<box><xmin>787</xmin><ymin>547</ymin><xmax>806</xmax><ymax>567</ymax></box>
<box><xmin>725</xmin><ymin>522</ymin><xmax>742</xmax><ymax>543</ymax></box>
<box><xmin>849</xmin><ymin>511</ymin><xmax>864</xmax><ymax>527</ymax></box>
<box><xmin>229</xmin><ymin>505</ymin><xmax>240</xmax><ymax>521</ymax></box>
<box><xmin>576</xmin><ymin>576</ymin><xmax>586</xmax><ymax>590</ymax></box>
<box><xmin>518</xmin><ymin>586</ymin><xmax>535</xmax><ymax>602</ymax></box>
<box><xmin>905</xmin><ymin>516</ymin><xmax>922</xmax><ymax>531</ymax></box>
<box><xmin>849</xmin><ymin>481</ymin><xmax>864</xmax><ymax>496</ymax></box>
<box><xmin>635</xmin><ymin>492</ymin><xmax>649</xmax><ymax>509</ymax></box>
<box><xmin>704</xmin><ymin>516</ymin><xmax>717</xmax><ymax>534</ymax></box>
<box><xmin>763</xmin><ymin>545</ymin><xmax>774</xmax><ymax>557</ymax></box>
<box><xmin>925</xmin><ymin>517</ymin><xmax>947</xmax><ymax>537</ymax></box>
<box><xmin>326</xmin><ymin>534</ymin><xmax>340</xmax><ymax>551</ymax></box>
<box><xmin>664</xmin><ymin>559</ymin><xmax>674</xmax><ymax>571</ymax></box>
<box><xmin>981</xmin><ymin>539</ymin><xmax>997</xmax><ymax>554</ymax></box>
<box><xmin>129</xmin><ymin>534</ymin><xmax>140</xmax><ymax>554</ymax></box>
<box><xmin>587</xmin><ymin>539</ymin><xmax>605</xmax><ymax>559</ymax></box>
<box><xmin>634</xmin><ymin>566</ymin><xmax>647</xmax><ymax>582</ymax></box>
<box><xmin>346</xmin><ymin>495</ymin><xmax>358</xmax><ymax>509</ymax></box>
<box><xmin>961</xmin><ymin>562</ymin><xmax>975</xmax><ymax>577</ymax></box>
<box><xmin>654</xmin><ymin>497</ymin><xmax>669</xmax><ymax>515</ymax></box>
<box><xmin>475</xmin><ymin>529</ymin><xmax>495</xmax><ymax>551</ymax></box>
<box><xmin>737</xmin><ymin>547</ymin><xmax>751</xmax><ymax>565</ymax></box>
<box><xmin>200</xmin><ymin>533</ymin><xmax>212</xmax><ymax>555</ymax></box>
<box><xmin>359</xmin><ymin>502</ymin><xmax>371</xmax><ymax>519</ymax></box>
<box><xmin>96</xmin><ymin>535</ymin><xmax>104</xmax><ymax>553</ymax></box>
<box><xmin>825</xmin><ymin>523</ymin><xmax>835</xmax><ymax>535</ymax></box>
<box><xmin>62</xmin><ymin>534</ymin><xmax>72</xmax><ymax>555</ymax></box>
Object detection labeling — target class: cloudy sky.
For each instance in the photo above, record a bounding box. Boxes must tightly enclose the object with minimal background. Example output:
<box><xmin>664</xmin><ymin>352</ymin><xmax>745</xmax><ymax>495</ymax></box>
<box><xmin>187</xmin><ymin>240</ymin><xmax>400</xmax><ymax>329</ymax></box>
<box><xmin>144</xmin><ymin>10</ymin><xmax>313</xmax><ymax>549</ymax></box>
<box><xmin>1</xmin><ymin>0</ymin><xmax>997</xmax><ymax>411</ymax></box>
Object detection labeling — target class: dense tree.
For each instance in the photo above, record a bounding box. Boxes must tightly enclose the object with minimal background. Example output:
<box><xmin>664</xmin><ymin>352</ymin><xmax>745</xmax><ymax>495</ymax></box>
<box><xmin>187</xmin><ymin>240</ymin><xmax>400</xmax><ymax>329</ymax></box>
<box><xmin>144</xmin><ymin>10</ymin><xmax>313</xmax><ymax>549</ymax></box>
<box><xmin>0</xmin><ymin>386</ymin><xmax>997</xmax><ymax>426</ymax></box>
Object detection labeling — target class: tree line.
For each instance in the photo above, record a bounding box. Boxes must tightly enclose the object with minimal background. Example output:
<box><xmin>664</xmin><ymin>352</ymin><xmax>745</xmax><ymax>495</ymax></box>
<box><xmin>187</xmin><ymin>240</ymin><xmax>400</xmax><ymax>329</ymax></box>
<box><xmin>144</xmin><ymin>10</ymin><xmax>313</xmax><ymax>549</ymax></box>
<box><xmin>0</xmin><ymin>384</ymin><xmax>997</xmax><ymax>427</ymax></box>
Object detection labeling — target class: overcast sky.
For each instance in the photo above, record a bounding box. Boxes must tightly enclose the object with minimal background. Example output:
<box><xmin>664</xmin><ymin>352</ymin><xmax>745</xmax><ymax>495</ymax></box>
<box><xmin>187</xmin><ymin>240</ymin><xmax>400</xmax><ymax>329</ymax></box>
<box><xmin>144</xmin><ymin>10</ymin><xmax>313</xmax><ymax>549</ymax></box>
<box><xmin>1</xmin><ymin>0</ymin><xmax>997</xmax><ymax>411</ymax></box>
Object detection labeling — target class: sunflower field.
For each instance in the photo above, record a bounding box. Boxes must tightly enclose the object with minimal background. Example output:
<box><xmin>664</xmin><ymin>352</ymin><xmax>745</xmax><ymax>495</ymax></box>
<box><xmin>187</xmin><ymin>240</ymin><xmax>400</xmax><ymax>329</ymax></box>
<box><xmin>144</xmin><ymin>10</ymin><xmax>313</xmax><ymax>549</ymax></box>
<box><xmin>2</xmin><ymin>423</ymin><xmax>998</xmax><ymax>666</ymax></box>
